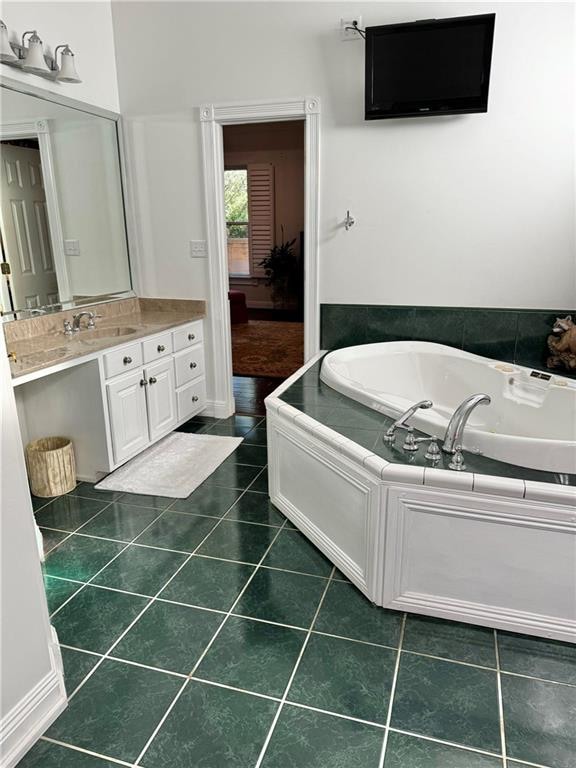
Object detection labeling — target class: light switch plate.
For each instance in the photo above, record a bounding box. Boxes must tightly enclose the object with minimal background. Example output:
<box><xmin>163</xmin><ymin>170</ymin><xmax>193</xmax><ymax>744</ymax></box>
<box><xmin>189</xmin><ymin>240</ymin><xmax>207</xmax><ymax>258</ymax></box>
<box><xmin>340</xmin><ymin>17</ymin><xmax>363</xmax><ymax>41</ymax></box>
<box><xmin>64</xmin><ymin>239</ymin><xmax>80</xmax><ymax>256</ymax></box>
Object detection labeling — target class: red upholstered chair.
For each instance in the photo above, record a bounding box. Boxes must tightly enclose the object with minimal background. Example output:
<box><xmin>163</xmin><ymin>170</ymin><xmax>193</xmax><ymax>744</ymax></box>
<box><xmin>228</xmin><ymin>290</ymin><xmax>249</xmax><ymax>324</ymax></box>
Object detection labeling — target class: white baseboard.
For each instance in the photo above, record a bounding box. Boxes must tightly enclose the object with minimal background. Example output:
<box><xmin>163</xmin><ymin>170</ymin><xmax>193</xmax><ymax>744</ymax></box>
<box><xmin>0</xmin><ymin>669</ymin><xmax>66</xmax><ymax>768</ymax></box>
<box><xmin>204</xmin><ymin>399</ymin><xmax>235</xmax><ymax>419</ymax></box>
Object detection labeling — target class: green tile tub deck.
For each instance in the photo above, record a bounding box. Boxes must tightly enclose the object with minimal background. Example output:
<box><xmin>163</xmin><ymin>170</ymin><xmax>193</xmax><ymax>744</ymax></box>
<box><xmin>51</xmin><ymin>585</ymin><xmax>150</xmax><ymax>653</ymax></box>
<box><xmin>160</xmin><ymin>554</ymin><xmax>255</xmax><ymax>611</ymax></box>
<box><xmin>288</xmin><ymin>632</ymin><xmax>397</xmax><ymax>723</ymax></box>
<box><xmin>390</xmin><ymin>653</ymin><xmax>501</xmax><ymax>753</ymax></box>
<box><xmin>112</xmin><ymin>600</ymin><xmax>224</xmax><ymax>674</ymax></box>
<box><xmin>140</xmin><ymin>680</ymin><xmax>278</xmax><ymax>768</ymax></box>
<box><xmin>321</xmin><ymin>303</ymin><xmax>576</xmax><ymax>380</ymax></box>
<box><xmin>278</xmin><ymin>362</ymin><xmax>576</xmax><ymax>487</ymax></box>
<box><xmin>260</xmin><ymin>705</ymin><xmax>384</xmax><ymax>768</ymax></box>
<box><xmin>195</xmin><ymin>615</ymin><xmax>306</xmax><ymax>697</ymax></box>
<box><xmin>233</xmin><ymin>568</ymin><xmax>327</xmax><ymax>628</ymax></box>
<box><xmin>31</xmin><ymin>413</ymin><xmax>576</xmax><ymax>768</ymax></box>
<box><xmin>46</xmin><ymin>658</ymin><xmax>182</xmax><ymax>763</ymax></box>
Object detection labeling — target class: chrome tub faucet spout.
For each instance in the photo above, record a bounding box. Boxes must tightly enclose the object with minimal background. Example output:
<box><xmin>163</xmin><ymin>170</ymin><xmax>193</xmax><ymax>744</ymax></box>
<box><xmin>443</xmin><ymin>393</ymin><xmax>491</xmax><ymax>454</ymax></box>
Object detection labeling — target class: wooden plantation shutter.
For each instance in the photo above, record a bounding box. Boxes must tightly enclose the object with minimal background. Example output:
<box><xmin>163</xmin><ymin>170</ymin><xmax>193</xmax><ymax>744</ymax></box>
<box><xmin>247</xmin><ymin>163</ymin><xmax>275</xmax><ymax>277</ymax></box>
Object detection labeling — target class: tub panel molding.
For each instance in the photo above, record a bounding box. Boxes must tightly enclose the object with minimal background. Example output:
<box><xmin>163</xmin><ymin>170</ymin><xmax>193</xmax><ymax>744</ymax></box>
<box><xmin>381</xmin><ymin>487</ymin><xmax>576</xmax><ymax>641</ymax></box>
<box><xmin>268</xmin><ymin>413</ymin><xmax>383</xmax><ymax>596</ymax></box>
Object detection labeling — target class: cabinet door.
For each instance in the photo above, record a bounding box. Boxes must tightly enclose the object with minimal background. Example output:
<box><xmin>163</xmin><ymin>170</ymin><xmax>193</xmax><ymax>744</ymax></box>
<box><xmin>107</xmin><ymin>371</ymin><xmax>149</xmax><ymax>465</ymax></box>
<box><xmin>145</xmin><ymin>358</ymin><xmax>177</xmax><ymax>442</ymax></box>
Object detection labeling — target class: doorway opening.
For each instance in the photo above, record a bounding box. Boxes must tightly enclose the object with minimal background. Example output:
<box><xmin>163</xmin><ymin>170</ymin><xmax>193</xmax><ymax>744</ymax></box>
<box><xmin>223</xmin><ymin>120</ymin><xmax>305</xmax><ymax>414</ymax></box>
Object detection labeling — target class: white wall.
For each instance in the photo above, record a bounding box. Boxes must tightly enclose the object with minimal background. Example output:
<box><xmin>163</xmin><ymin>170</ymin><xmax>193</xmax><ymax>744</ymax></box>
<box><xmin>114</xmin><ymin>1</ymin><xmax>575</xmax><ymax>310</ymax></box>
<box><xmin>1</xmin><ymin>1</ymin><xmax>119</xmax><ymax>112</ymax></box>
<box><xmin>0</xmin><ymin>329</ymin><xmax>66</xmax><ymax>766</ymax></box>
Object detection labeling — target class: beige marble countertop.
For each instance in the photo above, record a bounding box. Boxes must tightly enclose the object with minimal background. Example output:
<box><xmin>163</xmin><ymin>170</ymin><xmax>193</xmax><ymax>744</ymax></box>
<box><xmin>5</xmin><ymin>297</ymin><xmax>206</xmax><ymax>380</ymax></box>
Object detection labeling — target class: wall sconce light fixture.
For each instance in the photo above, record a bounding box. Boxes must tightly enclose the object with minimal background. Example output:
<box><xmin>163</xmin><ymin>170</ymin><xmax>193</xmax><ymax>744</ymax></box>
<box><xmin>0</xmin><ymin>20</ymin><xmax>81</xmax><ymax>83</ymax></box>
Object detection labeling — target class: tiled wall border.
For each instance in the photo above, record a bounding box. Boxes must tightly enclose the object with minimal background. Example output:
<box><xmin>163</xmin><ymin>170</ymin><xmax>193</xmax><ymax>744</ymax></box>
<box><xmin>321</xmin><ymin>304</ymin><xmax>576</xmax><ymax>378</ymax></box>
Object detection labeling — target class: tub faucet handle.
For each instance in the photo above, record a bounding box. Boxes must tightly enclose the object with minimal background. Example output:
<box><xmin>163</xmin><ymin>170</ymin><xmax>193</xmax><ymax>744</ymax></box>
<box><xmin>448</xmin><ymin>446</ymin><xmax>467</xmax><ymax>472</ymax></box>
<box><xmin>424</xmin><ymin>438</ymin><xmax>441</xmax><ymax>462</ymax></box>
<box><xmin>384</xmin><ymin>399</ymin><xmax>433</xmax><ymax>443</ymax></box>
<box><xmin>402</xmin><ymin>427</ymin><xmax>419</xmax><ymax>452</ymax></box>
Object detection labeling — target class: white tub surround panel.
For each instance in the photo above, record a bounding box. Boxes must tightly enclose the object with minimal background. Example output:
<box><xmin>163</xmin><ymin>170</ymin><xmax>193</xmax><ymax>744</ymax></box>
<box><xmin>266</xmin><ymin>355</ymin><xmax>576</xmax><ymax>643</ymax></box>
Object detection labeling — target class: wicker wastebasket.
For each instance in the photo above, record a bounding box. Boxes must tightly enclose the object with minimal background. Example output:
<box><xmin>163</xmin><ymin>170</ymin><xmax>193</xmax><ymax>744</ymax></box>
<box><xmin>25</xmin><ymin>437</ymin><xmax>77</xmax><ymax>498</ymax></box>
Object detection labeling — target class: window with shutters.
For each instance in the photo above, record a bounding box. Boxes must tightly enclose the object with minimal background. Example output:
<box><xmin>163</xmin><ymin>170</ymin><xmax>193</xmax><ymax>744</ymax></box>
<box><xmin>224</xmin><ymin>164</ymin><xmax>275</xmax><ymax>278</ymax></box>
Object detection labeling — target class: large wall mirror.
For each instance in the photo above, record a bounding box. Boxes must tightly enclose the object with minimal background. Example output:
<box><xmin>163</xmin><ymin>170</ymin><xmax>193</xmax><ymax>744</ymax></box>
<box><xmin>0</xmin><ymin>80</ymin><xmax>132</xmax><ymax>319</ymax></box>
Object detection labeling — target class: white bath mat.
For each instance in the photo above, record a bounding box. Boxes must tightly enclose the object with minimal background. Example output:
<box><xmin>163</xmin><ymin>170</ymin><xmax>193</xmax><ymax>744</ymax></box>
<box><xmin>95</xmin><ymin>432</ymin><xmax>243</xmax><ymax>498</ymax></box>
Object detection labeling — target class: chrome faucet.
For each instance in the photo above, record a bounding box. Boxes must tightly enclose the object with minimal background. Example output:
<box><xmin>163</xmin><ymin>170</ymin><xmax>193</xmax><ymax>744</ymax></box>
<box><xmin>72</xmin><ymin>311</ymin><xmax>96</xmax><ymax>332</ymax></box>
<box><xmin>384</xmin><ymin>399</ymin><xmax>433</xmax><ymax>443</ymax></box>
<box><xmin>443</xmin><ymin>394</ymin><xmax>491</xmax><ymax>454</ymax></box>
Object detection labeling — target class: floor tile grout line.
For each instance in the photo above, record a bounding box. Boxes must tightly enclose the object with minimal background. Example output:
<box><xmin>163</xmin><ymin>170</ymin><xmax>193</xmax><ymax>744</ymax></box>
<box><xmin>387</xmin><ymin>727</ymin><xmax>507</xmax><ymax>761</ymax></box>
<box><xmin>253</xmin><ymin>566</ymin><xmax>336</xmax><ymax>768</ymax></box>
<box><xmin>132</xmin><ymin>519</ymin><xmax>289</xmax><ymax>766</ymax></box>
<box><xmin>39</xmin><ymin>737</ymin><xmax>134</xmax><ymax>767</ymax></box>
<box><xmin>60</xmin><ymin>487</ymin><xmax>265</xmax><ymax>704</ymax></box>
<box><xmin>46</xmin><ymin>502</ymin><xmax>171</xmax><ymax>621</ymax></box>
<box><xmin>190</xmin><ymin>676</ymin><xmax>282</xmax><ymax>703</ymax></box>
<box><xmin>378</xmin><ymin>613</ymin><xmax>407</xmax><ymax>768</ymax></box>
<box><xmin>49</xmin><ymin>576</ymin><xmax>576</xmax><ymax>689</ymax></box>
<box><xmin>285</xmin><ymin>700</ymin><xmax>386</xmax><ymax>730</ymax></box>
<box><xmin>494</xmin><ymin>629</ymin><xmax>508</xmax><ymax>766</ymax></box>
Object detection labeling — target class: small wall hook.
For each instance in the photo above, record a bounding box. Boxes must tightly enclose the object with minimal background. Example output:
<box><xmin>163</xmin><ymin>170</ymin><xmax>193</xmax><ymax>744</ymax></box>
<box><xmin>344</xmin><ymin>210</ymin><xmax>355</xmax><ymax>231</ymax></box>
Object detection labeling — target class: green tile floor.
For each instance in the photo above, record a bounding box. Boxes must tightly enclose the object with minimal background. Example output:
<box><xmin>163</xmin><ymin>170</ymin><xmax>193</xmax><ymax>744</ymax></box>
<box><xmin>24</xmin><ymin>414</ymin><xmax>576</xmax><ymax>767</ymax></box>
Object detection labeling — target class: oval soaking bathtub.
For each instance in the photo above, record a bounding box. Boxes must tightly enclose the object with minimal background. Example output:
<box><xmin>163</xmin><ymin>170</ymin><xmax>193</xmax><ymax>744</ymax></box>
<box><xmin>320</xmin><ymin>341</ymin><xmax>576</xmax><ymax>474</ymax></box>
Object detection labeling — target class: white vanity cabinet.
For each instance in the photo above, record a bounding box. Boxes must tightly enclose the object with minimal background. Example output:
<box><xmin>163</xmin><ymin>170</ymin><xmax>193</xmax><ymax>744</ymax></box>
<box><xmin>104</xmin><ymin>320</ymin><xmax>205</xmax><ymax>465</ymax></box>
<box><xmin>13</xmin><ymin>319</ymin><xmax>206</xmax><ymax>481</ymax></box>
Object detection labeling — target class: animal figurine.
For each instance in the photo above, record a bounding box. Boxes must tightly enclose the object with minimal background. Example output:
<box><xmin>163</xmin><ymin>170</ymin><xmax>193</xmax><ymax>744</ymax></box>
<box><xmin>547</xmin><ymin>315</ymin><xmax>576</xmax><ymax>371</ymax></box>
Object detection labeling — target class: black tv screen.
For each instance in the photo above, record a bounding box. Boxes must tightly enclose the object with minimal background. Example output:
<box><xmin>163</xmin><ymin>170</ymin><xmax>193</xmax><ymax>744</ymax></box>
<box><xmin>365</xmin><ymin>14</ymin><xmax>495</xmax><ymax>120</ymax></box>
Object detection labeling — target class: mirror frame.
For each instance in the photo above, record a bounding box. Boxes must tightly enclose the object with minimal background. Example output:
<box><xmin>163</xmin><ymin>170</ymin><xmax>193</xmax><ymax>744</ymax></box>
<box><xmin>0</xmin><ymin>74</ymin><xmax>136</xmax><ymax>321</ymax></box>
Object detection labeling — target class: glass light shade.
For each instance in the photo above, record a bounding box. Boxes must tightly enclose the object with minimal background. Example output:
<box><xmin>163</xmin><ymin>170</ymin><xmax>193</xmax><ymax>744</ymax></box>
<box><xmin>0</xmin><ymin>20</ymin><xmax>17</xmax><ymax>62</ymax></box>
<box><xmin>56</xmin><ymin>46</ymin><xmax>81</xmax><ymax>83</ymax></box>
<box><xmin>22</xmin><ymin>32</ymin><xmax>50</xmax><ymax>73</ymax></box>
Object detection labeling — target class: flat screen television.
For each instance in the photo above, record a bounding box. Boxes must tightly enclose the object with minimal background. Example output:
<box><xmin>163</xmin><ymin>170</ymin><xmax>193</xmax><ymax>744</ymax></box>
<box><xmin>365</xmin><ymin>14</ymin><xmax>496</xmax><ymax>120</ymax></box>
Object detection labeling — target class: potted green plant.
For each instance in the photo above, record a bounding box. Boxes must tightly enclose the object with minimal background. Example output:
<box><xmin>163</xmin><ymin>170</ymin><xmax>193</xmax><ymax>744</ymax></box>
<box><xmin>259</xmin><ymin>230</ymin><xmax>300</xmax><ymax>309</ymax></box>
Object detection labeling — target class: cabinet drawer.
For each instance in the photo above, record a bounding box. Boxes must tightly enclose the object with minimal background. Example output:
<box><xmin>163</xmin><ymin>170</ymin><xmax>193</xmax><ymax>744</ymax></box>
<box><xmin>174</xmin><ymin>344</ymin><xmax>205</xmax><ymax>388</ymax></box>
<box><xmin>142</xmin><ymin>332</ymin><xmax>173</xmax><ymax>364</ymax></box>
<box><xmin>177</xmin><ymin>378</ymin><xmax>206</xmax><ymax>422</ymax></box>
<box><xmin>173</xmin><ymin>320</ymin><xmax>203</xmax><ymax>352</ymax></box>
<box><xmin>104</xmin><ymin>342</ymin><xmax>143</xmax><ymax>379</ymax></box>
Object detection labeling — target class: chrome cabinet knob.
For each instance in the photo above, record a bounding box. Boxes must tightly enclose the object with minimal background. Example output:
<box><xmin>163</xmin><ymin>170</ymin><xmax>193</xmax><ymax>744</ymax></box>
<box><xmin>149</xmin><ymin>377</ymin><xmax>157</xmax><ymax>385</ymax></box>
<box><xmin>140</xmin><ymin>378</ymin><xmax>148</xmax><ymax>387</ymax></box>
<box><xmin>190</xmin><ymin>362</ymin><xmax>197</xmax><ymax>369</ymax></box>
<box><xmin>123</xmin><ymin>356</ymin><xmax>132</xmax><ymax>365</ymax></box>
<box><xmin>157</xmin><ymin>344</ymin><xmax>165</xmax><ymax>352</ymax></box>
<box><xmin>188</xmin><ymin>333</ymin><xmax>195</xmax><ymax>341</ymax></box>
<box><xmin>192</xmin><ymin>395</ymin><xmax>199</xmax><ymax>403</ymax></box>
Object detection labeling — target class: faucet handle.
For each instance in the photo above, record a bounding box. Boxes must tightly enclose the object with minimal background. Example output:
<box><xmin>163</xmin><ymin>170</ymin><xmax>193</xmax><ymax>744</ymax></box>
<box><xmin>63</xmin><ymin>319</ymin><xmax>73</xmax><ymax>335</ymax></box>
<box><xmin>87</xmin><ymin>313</ymin><xmax>100</xmax><ymax>328</ymax></box>
<box><xmin>448</xmin><ymin>446</ymin><xmax>467</xmax><ymax>472</ymax></box>
<box><xmin>402</xmin><ymin>427</ymin><xmax>419</xmax><ymax>452</ymax></box>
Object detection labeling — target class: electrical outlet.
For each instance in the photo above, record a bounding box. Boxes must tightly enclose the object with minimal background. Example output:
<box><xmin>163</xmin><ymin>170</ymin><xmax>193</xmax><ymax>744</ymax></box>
<box><xmin>189</xmin><ymin>240</ymin><xmax>207</xmax><ymax>258</ymax></box>
<box><xmin>64</xmin><ymin>239</ymin><xmax>81</xmax><ymax>256</ymax></box>
<box><xmin>340</xmin><ymin>17</ymin><xmax>363</xmax><ymax>41</ymax></box>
